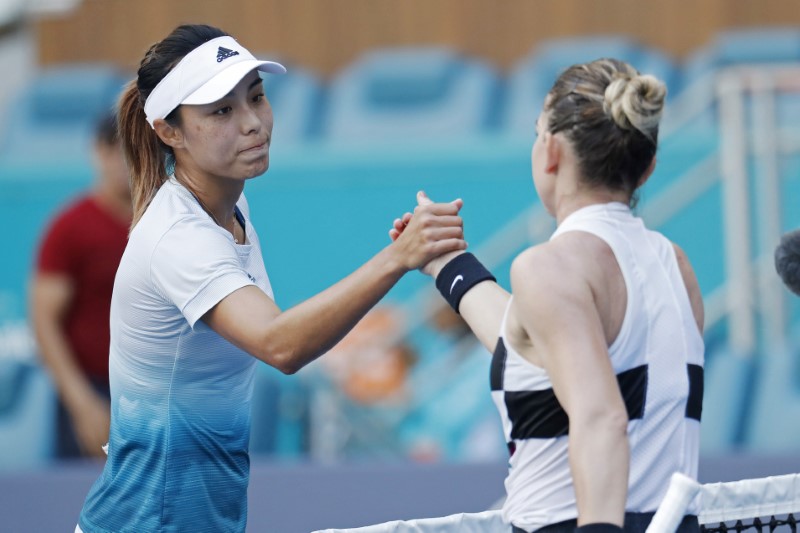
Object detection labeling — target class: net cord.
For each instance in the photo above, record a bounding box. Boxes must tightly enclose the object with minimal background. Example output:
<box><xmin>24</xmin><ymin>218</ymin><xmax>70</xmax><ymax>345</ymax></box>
<box><xmin>647</xmin><ymin>473</ymin><xmax>800</xmax><ymax>533</ymax></box>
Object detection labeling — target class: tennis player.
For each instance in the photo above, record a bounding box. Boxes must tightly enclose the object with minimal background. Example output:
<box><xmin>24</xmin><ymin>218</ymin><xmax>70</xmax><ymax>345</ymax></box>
<box><xmin>75</xmin><ymin>24</ymin><xmax>465</xmax><ymax>533</ymax></box>
<box><xmin>395</xmin><ymin>58</ymin><xmax>705</xmax><ymax>532</ymax></box>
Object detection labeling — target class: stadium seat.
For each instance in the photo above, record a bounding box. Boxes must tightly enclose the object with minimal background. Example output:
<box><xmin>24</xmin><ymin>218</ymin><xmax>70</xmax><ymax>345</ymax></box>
<box><xmin>0</xmin><ymin>63</ymin><xmax>128</xmax><ymax>165</ymax></box>
<box><xmin>397</xmin><ymin>339</ymin><xmax>506</xmax><ymax>462</ymax></box>
<box><xmin>503</xmin><ymin>36</ymin><xmax>679</xmax><ymax>138</ymax></box>
<box><xmin>745</xmin><ymin>341</ymin><xmax>800</xmax><ymax>450</ymax></box>
<box><xmin>249</xmin><ymin>364</ymin><xmax>309</xmax><ymax>458</ymax></box>
<box><xmin>0</xmin><ymin>359</ymin><xmax>55</xmax><ymax>472</ymax></box>
<box><xmin>699</xmin><ymin>346</ymin><xmax>755</xmax><ymax>452</ymax></box>
<box><xmin>258</xmin><ymin>59</ymin><xmax>323</xmax><ymax>144</ymax></box>
<box><xmin>682</xmin><ymin>28</ymin><xmax>800</xmax><ymax>86</ymax></box>
<box><xmin>0</xmin><ymin>0</ymin><xmax>25</xmax><ymax>28</ymax></box>
<box><xmin>323</xmin><ymin>46</ymin><xmax>500</xmax><ymax>142</ymax></box>
<box><xmin>666</xmin><ymin>29</ymin><xmax>800</xmax><ymax>156</ymax></box>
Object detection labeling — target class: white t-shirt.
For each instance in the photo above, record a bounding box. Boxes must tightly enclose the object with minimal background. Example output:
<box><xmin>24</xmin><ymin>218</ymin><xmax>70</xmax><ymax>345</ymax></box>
<box><xmin>79</xmin><ymin>177</ymin><xmax>273</xmax><ymax>533</ymax></box>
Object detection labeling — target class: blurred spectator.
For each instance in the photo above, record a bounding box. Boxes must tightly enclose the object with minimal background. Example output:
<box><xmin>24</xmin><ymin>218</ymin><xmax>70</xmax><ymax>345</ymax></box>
<box><xmin>29</xmin><ymin>111</ymin><xmax>130</xmax><ymax>459</ymax></box>
<box><xmin>398</xmin><ymin>302</ymin><xmax>506</xmax><ymax>462</ymax></box>
<box><xmin>318</xmin><ymin>303</ymin><xmax>506</xmax><ymax>462</ymax></box>
<box><xmin>321</xmin><ymin>306</ymin><xmax>417</xmax><ymax>405</ymax></box>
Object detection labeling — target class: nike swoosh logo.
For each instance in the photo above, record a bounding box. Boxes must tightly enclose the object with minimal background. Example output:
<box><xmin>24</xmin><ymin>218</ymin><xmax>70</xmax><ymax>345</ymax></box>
<box><xmin>450</xmin><ymin>275</ymin><xmax>464</xmax><ymax>294</ymax></box>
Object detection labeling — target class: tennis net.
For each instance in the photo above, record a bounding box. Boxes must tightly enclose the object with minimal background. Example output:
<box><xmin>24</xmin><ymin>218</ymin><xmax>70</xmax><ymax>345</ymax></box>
<box><xmin>312</xmin><ymin>472</ymin><xmax>800</xmax><ymax>533</ymax></box>
<box><xmin>647</xmin><ymin>472</ymin><xmax>800</xmax><ymax>533</ymax></box>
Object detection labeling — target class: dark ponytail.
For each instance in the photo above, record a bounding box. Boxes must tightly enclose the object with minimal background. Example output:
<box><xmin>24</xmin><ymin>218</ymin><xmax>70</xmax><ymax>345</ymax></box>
<box><xmin>119</xmin><ymin>24</ymin><xmax>229</xmax><ymax>228</ymax></box>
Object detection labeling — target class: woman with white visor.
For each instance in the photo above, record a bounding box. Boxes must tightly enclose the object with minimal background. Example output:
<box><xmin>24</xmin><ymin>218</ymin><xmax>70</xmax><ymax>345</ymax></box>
<box><xmin>76</xmin><ymin>23</ymin><xmax>466</xmax><ymax>533</ymax></box>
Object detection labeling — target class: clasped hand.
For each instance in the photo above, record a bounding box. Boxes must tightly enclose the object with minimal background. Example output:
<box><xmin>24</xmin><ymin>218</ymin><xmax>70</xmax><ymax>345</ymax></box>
<box><xmin>389</xmin><ymin>191</ymin><xmax>467</xmax><ymax>277</ymax></box>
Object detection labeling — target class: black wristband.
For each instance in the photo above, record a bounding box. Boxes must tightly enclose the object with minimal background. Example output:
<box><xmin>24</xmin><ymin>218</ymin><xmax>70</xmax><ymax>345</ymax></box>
<box><xmin>574</xmin><ymin>524</ymin><xmax>623</xmax><ymax>533</ymax></box>
<box><xmin>435</xmin><ymin>253</ymin><xmax>496</xmax><ymax>314</ymax></box>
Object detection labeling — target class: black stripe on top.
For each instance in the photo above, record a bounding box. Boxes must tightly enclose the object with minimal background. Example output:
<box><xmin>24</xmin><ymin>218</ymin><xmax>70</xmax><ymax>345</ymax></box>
<box><xmin>491</xmin><ymin>337</ymin><xmax>703</xmax><ymax>439</ymax></box>
<box><xmin>490</xmin><ymin>338</ymin><xmax>507</xmax><ymax>391</ymax></box>
<box><xmin>505</xmin><ymin>364</ymin><xmax>649</xmax><ymax>440</ymax></box>
<box><xmin>685</xmin><ymin>364</ymin><xmax>704</xmax><ymax>421</ymax></box>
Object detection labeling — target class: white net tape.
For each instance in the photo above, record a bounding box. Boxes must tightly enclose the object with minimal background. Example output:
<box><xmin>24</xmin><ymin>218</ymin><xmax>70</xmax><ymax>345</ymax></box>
<box><xmin>311</xmin><ymin>510</ymin><xmax>508</xmax><ymax>533</ymax></box>
<box><xmin>312</xmin><ymin>472</ymin><xmax>800</xmax><ymax>533</ymax></box>
<box><xmin>647</xmin><ymin>472</ymin><xmax>800</xmax><ymax>533</ymax></box>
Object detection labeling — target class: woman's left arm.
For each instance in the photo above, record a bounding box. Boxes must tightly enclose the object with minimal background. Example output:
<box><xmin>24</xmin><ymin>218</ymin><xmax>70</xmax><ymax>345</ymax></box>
<box><xmin>510</xmin><ymin>245</ymin><xmax>629</xmax><ymax>528</ymax></box>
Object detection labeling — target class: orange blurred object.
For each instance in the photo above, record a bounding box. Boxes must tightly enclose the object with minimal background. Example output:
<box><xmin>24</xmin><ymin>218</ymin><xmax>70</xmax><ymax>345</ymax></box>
<box><xmin>322</xmin><ymin>307</ymin><xmax>417</xmax><ymax>404</ymax></box>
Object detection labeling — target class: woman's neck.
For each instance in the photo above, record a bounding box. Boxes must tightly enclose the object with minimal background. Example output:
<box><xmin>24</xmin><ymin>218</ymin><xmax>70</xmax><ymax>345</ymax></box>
<box><xmin>553</xmin><ymin>179</ymin><xmax>631</xmax><ymax>226</ymax></box>
<box><xmin>173</xmin><ymin>167</ymin><xmax>244</xmax><ymax>228</ymax></box>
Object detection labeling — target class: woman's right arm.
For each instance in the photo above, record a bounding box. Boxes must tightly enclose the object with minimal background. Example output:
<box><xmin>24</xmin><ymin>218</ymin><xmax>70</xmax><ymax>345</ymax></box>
<box><xmin>424</xmin><ymin>258</ymin><xmax>510</xmax><ymax>353</ymax></box>
<box><xmin>510</xmin><ymin>244</ymin><xmax>629</xmax><ymax>527</ymax></box>
<box><xmin>203</xmin><ymin>197</ymin><xmax>466</xmax><ymax>374</ymax></box>
<box><xmin>407</xmin><ymin>192</ymin><xmax>510</xmax><ymax>353</ymax></box>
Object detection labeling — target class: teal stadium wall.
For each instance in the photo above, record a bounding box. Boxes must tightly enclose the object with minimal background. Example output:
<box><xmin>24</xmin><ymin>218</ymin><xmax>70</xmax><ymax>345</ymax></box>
<box><xmin>4</xmin><ymin>31</ymin><xmax>800</xmax><ymax>468</ymax></box>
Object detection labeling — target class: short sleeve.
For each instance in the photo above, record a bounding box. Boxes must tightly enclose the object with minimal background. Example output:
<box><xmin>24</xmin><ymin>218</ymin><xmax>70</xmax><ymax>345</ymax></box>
<box><xmin>150</xmin><ymin>217</ymin><xmax>254</xmax><ymax>328</ymax></box>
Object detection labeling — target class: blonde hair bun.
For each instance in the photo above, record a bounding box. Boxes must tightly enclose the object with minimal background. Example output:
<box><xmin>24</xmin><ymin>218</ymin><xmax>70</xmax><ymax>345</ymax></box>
<box><xmin>603</xmin><ymin>74</ymin><xmax>666</xmax><ymax>141</ymax></box>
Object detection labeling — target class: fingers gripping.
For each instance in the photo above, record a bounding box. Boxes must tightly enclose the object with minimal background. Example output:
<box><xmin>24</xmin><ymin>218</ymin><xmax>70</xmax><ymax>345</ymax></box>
<box><xmin>417</xmin><ymin>190</ymin><xmax>434</xmax><ymax>206</ymax></box>
<box><xmin>388</xmin><ymin>191</ymin><xmax>465</xmax><ymax>266</ymax></box>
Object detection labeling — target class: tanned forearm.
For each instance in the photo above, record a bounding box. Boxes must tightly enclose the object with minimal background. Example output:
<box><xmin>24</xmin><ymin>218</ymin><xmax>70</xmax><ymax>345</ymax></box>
<box><xmin>569</xmin><ymin>413</ymin><xmax>629</xmax><ymax>526</ymax></box>
<box><xmin>257</xmin><ymin>244</ymin><xmax>408</xmax><ymax>372</ymax></box>
<box><xmin>207</xmin><ymin>197</ymin><xmax>467</xmax><ymax>374</ymax></box>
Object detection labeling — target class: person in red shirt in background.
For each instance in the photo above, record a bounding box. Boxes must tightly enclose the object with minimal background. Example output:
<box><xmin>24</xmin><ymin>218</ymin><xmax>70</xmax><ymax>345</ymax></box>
<box><xmin>29</xmin><ymin>111</ymin><xmax>131</xmax><ymax>459</ymax></box>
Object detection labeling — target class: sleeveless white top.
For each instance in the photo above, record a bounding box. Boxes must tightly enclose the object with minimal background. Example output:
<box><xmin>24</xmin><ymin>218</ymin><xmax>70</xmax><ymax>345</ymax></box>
<box><xmin>490</xmin><ymin>202</ymin><xmax>704</xmax><ymax>531</ymax></box>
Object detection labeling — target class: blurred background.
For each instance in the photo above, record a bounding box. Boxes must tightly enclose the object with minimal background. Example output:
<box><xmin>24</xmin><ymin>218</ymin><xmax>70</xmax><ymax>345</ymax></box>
<box><xmin>2</xmin><ymin>0</ymin><xmax>800</xmax><ymax>531</ymax></box>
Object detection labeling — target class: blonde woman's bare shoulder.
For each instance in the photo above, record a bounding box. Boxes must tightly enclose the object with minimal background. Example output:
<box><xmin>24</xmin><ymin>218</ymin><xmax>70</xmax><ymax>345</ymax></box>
<box><xmin>512</xmin><ymin>232</ymin><xmax>619</xmax><ymax>299</ymax></box>
<box><xmin>511</xmin><ymin>239</ymin><xmax>587</xmax><ymax>294</ymax></box>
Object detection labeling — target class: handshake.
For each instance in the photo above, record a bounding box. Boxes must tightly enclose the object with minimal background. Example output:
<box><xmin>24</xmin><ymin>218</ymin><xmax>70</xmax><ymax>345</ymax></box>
<box><xmin>386</xmin><ymin>190</ymin><xmax>467</xmax><ymax>278</ymax></box>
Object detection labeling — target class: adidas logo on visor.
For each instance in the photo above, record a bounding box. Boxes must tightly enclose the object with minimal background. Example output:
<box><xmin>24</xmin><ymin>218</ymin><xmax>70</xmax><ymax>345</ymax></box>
<box><xmin>216</xmin><ymin>46</ymin><xmax>240</xmax><ymax>63</ymax></box>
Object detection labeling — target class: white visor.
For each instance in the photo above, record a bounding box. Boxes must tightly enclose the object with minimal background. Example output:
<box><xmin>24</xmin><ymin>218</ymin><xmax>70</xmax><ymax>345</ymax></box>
<box><xmin>143</xmin><ymin>35</ymin><xmax>286</xmax><ymax>127</ymax></box>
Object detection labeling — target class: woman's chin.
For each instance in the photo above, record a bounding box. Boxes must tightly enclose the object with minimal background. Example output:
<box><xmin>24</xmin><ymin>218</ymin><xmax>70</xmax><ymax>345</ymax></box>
<box><xmin>242</xmin><ymin>156</ymin><xmax>269</xmax><ymax>179</ymax></box>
